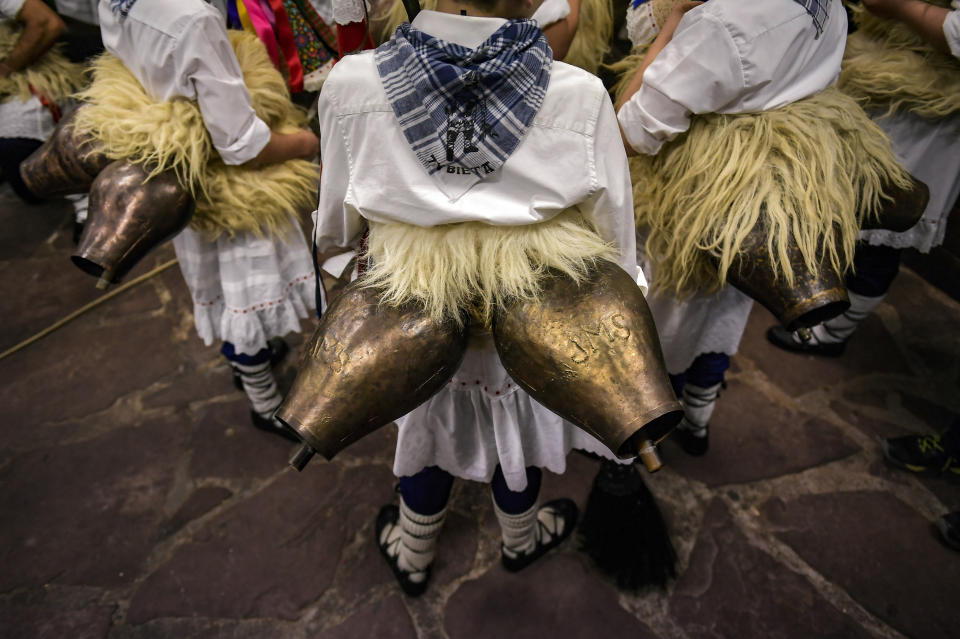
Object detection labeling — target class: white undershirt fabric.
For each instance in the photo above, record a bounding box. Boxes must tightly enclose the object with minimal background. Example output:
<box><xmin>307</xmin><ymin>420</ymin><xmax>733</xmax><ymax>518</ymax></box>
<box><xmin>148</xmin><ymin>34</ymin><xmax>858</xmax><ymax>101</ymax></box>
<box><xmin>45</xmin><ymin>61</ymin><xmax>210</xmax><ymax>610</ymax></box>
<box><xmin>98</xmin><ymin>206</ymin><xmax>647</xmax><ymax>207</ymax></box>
<box><xmin>315</xmin><ymin>10</ymin><xmax>639</xmax><ymax>490</ymax></box>
<box><xmin>0</xmin><ymin>0</ymin><xmax>24</xmax><ymax>20</ymax></box>
<box><xmin>531</xmin><ymin>0</ymin><xmax>570</xmax><ymax>29</ymax></box>
<box><xmin>617</xmin><ymin>0</ymin><xmax>846</xmax><ymax>155</ymax></box>
<box><xmin>97</xmin><ymin>0</ymin><xmax>270</xmax><ymax>165</ymax></box>
<box><xmin>945</xmin><ymin>5</ymin><xmax>960</xmax><ymax>58</ymax></box>
<box><xmin>54</xmin><ymin>0</ymin><xmax>100</xmax><ymax>24</ymax></box>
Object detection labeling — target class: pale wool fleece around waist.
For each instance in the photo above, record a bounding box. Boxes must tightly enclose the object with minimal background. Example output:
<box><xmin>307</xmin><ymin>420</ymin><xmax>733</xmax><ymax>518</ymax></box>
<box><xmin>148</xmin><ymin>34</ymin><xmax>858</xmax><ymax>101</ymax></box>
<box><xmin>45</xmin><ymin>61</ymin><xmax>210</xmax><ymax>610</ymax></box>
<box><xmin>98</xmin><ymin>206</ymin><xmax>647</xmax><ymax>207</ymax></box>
<box><xmin>360</xmin><ymin>207</ymin><xmax>618</xmax><ymax>326</ymax></box>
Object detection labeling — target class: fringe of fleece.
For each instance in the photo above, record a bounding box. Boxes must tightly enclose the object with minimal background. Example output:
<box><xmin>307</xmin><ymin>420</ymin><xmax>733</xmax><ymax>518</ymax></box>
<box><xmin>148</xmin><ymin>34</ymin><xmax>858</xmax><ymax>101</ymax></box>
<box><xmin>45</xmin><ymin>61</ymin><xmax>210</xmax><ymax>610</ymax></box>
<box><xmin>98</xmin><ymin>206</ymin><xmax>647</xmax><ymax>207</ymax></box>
<box><xmin>612</xmin><ymin>59</ymin><xmax>910</xmax><ymax>295</ymax></box>
<box><xmin>74</xmin><ymin>31</ymin><xmax>315</xmax><ymax>237</ymax></box>
<box><xmin>840</xmin><ymin>3</ymin><xmax>960</xmax><ymax>119</ymax></box>
<box><xmin>360</xmin><ymin>208</ymin><xmax>618</xmax><ymax>326</ymax></box>
<box><xmin>74</xmin><ymin>31</ymin><xmax>306</xmax><ymax>195</ymax></box>
<box><xmin>0</xmin><ymin>23</ymin><xmax>85</xmax><ymax>103</ymax></box>
<box><xmin>562</xmin><ymin>0</ymin><xmax>613</xmax><ymax>74</ymax></box>
<box><xmin>193</xmin><ymin>159</ymin><xmax>319</xmax><ymax>238</ymax></box>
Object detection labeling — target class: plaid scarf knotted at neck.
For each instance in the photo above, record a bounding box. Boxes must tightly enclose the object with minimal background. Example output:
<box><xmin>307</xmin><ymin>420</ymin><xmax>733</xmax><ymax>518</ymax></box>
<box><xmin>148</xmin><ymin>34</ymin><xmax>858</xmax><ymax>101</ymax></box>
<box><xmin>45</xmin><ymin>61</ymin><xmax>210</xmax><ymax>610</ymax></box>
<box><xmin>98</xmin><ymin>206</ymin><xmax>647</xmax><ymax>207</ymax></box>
<box><xmin>110</xmin><ymin>0</ymin><xmax>138</xmax><ymax>18</ymax></box>
<box><xmin>375</xmin><ymin>20</ymin><xmax>551</xmax><ymax>187</ymax></box>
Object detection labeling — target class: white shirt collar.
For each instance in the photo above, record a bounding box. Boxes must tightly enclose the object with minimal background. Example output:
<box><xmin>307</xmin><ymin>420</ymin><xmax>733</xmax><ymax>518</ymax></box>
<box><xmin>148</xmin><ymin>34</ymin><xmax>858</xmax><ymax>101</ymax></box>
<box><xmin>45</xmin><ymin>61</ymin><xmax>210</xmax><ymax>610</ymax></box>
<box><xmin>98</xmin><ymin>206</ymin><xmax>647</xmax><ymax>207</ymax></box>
<box><xmin>410</xmin><ymin>9</ymin><xmax>508</xmax><ymax>48</ymax></box>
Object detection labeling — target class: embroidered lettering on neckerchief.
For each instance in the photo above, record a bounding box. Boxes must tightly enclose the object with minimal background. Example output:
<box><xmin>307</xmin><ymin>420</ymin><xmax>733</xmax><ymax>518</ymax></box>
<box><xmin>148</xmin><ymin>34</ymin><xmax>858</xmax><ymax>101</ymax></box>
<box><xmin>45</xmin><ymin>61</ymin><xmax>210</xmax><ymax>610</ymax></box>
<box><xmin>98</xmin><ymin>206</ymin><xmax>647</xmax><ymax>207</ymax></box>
<box><xmin>375</xmin><ymin>20</ymin><xmax>551</xmax><ymax>196</ymax></box>
<box><xmin>792</xmin><ymin>0</ymin><xmax>829</xmax><ymax>37</ymax></box>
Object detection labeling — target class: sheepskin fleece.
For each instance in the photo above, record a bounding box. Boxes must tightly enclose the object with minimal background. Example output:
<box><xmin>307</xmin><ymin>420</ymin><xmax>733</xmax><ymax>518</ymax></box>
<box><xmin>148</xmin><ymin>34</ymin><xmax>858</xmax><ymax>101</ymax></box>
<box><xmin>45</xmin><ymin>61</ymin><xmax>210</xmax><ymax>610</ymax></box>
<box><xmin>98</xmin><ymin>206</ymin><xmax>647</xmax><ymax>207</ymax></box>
<box><xmin>74</xmin><ymin>31</ymin><xmax>318</xmax><ymax>238</ymax></box>
<box><xmin>361</xmin><ymin>208</ymin><xmax>617</xmax><ymax>325</ymax></box>
<box><xmin>0</xmin><ymin>23</ymin><xmax>85</xmax><ymax>104</ymax></box>
<box><xmin>840</xmin><ymin>2</ymin><xmax>960</xmax><ymax>119</ymax></box>
<box><xmin>611</xmin><ymin>55</ymin><xmax>910</xmax><ymax>294</ymax></box>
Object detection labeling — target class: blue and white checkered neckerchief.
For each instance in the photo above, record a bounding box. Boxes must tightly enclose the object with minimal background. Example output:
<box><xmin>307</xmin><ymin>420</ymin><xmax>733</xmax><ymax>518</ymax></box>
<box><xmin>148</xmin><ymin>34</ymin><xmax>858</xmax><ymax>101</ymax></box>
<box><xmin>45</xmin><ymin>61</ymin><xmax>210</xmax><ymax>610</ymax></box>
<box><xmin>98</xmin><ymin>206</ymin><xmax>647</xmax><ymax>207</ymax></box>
<box><xmin>375</xmin><ymin>20</ymin><xmax>551</xmax><ymax>192</ymax></box>
<box><xmin>793</xmin><ymin>0</ymin><xmax>830</xmax><ymax>37</ymax></box>
<box><xmin>109</xmin><ymin>0</ymin><xmax>138</xmax><ymax>19</ymax></box>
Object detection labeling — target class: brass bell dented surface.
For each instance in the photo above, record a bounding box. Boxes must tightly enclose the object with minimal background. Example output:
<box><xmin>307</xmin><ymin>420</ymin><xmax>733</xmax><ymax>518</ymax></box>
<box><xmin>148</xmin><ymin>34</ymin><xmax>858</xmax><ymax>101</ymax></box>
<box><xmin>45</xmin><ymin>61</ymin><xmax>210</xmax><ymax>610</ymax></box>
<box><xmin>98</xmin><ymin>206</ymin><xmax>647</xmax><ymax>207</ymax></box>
<box><xmin>73</xmin><ymin>160</ymin><xmax>195</xmax><ymax>287</ymax></box>
<box><xmin>860</xmin><ymin>175</ymin><xmax>930</xmax><ymax>233</ymax></box>
<box><xmin>725</xmin><ymin>223</ymin><xmax>850</xmax><ymax>332</ymax></box>
<box><xmin>19</xmin><ymin>108</ymin><xmax>110</xmax><ymax>198</ymax></box>
<box><xmin>492</xmin><ymin>260</ymin><xmax>683</xmax><ymax>460</ymax></box>
<box><xmin>277</xmin><ymin>282</ymin><xmax>469</xmax><ymax>467</ymax></box>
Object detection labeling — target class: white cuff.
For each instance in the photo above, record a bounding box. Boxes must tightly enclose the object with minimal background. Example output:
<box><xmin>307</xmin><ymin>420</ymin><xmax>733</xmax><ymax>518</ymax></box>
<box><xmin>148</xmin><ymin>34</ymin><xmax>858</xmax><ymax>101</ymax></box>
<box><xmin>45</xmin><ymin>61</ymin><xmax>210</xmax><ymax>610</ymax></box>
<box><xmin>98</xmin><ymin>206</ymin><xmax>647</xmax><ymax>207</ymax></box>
<box><xmin>215</xmin><ymin>114</ymin><xmax>271</xmax><ymax>166</ymax></box>
<box><xmin>532</xmin><ymin>0</ymin><xmax>571</xmax><ymax>28</ymax></box>
<box><xmin>945</xmin><ymin>10</ymin><xmax>960</xmax><ymax>60</ymax></box>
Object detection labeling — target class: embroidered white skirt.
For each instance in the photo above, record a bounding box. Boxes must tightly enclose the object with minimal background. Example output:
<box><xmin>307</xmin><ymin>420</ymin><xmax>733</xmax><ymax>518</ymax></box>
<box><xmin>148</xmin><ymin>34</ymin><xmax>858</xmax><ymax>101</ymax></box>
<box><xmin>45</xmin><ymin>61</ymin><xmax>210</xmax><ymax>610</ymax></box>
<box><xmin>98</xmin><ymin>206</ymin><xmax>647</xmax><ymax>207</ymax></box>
<box><xmin>0</xmin><ymin>96</ymin><xmax>56</xmax><ymax>141</ymax></box>
<box><xmin>172</xmin><ymin>223</ymin><xmax>316</xmax><ymax>356</ymax></box>
<box><xmin>394</xmin><ymin>331</ymin><xmax>624</xmax><ymax>492</ymax></box>
<box><xmin>646</xmin><ymin>285</ymin><xmax>754</xmax><ymax>375</ymax></box>
<box><xmin>859</xmin><ymin>110</ymin><xmax>960</xmax><ymax>253</ymax></box>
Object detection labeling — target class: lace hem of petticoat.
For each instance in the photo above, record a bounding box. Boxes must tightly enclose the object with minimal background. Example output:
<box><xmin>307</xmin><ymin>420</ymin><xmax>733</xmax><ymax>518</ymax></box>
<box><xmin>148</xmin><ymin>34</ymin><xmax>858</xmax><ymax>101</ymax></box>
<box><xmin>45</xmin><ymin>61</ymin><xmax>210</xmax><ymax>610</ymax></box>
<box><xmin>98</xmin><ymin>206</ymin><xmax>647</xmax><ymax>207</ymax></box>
<box><xmin>192</xmin><ymin>272</ymin><xmax>315</xmax><ymax>354</ymax></box>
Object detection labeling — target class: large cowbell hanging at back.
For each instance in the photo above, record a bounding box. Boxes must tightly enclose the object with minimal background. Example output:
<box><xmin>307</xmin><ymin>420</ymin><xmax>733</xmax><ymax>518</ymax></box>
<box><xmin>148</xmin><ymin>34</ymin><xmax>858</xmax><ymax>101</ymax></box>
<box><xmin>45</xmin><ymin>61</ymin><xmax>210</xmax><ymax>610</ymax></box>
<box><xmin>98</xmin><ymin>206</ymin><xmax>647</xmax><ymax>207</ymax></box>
<box><xmin>19</xmin><ymin>107</ymin><xmax>111</xmax><ymax>197</ymax></box>
<box><xmin>493</xmin><ymin>260</ymin><xmax>683</xmax><ymax>460</ymax></box>
<box><xmin>724</xmin><ymin>222</ymin><xmax>851</xmax><ymax>332</ymax></box>
<box><xmin>725</xmin><ymin>173</ymin><xmax>931</xmax><ymax>332</ymax></box>
<box><xmin>280</xmin><ymin>259</ymin><xmax>683</xmax><ymax>472</ymax></box>
<box><xmin>73</xmin><ymin>161</ymin><xmax>195</xmax><ymax>288</ymax></box>
<box><xmin>278</xmin><ymin>281</ymin><xmax>470</xmax><ymax>470</ymax></box>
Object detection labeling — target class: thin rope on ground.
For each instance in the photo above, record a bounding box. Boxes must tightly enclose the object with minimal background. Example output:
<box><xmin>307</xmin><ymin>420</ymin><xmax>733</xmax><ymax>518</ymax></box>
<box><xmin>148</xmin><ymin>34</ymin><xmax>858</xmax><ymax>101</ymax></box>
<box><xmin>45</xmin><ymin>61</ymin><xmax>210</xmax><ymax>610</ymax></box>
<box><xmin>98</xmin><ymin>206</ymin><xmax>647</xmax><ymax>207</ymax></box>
<box><xmin>0</xmin><ymin>257</ymin><xmax>178</xmax><ymax>362</ymax></box>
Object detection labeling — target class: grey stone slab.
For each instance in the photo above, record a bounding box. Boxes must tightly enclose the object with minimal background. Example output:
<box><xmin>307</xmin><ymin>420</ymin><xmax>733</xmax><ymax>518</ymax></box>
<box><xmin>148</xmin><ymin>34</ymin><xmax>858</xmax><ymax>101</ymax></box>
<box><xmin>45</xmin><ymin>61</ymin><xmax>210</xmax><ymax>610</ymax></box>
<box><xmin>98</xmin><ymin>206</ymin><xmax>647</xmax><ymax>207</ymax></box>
<box><xmin>764</xmin><ymin>490</ymin><xmax>960</xmax><ymax>639</ymax></box>
<box><xmin>738</xmin><ymin>305</ymin><xmax>908</xmax><ymax>397</ymax></box>
<box><xmin>444</xmin><ymin>554</ymin><xmax>658</xmax><ymax>639</ymax></box>
<box><xmin>188</xmin><ymin>399</ymin><xmax>298</xmax><ymax>481</ymax></box>
<box><xmin>314</xmin><ymin>595</ymin><xmax>416</xmax><ymax>639</ymax></box>
<box><xmin>0</xmin><ymin>315</ymin><xmax>181</xmax><ymax>428</ymax></box>
<box><xmin>158</xmin><ymin>486</ymin><xmax>233</xmax><ymax>540</ymax></box>
<box><xmin>660</xmin><ymin>380</ymin><xmax>860</xmax><ymax>486</ymax></box>
<box><xmin>0</xmin><ymin>414</ymin><xmax>190</xmax><ymax>590</ymax></box>
<box><xmin>108</xmin><ymin>618</ymin><xmax>297</xmax><ymax>639</ymax></box>
<box><xmin>126</xmin><ymin>463</ymin><xmax>394</xmax><ymax>623</ymax></box>
<box><xmin>671</xmin><ymin>499</ymin><xmax>874</xmax><ymax>639</ymax></box>
<box><xmin>0</xmin><ymin>587</ymin><xmax>114</xmax><ymax>639</ymax></box>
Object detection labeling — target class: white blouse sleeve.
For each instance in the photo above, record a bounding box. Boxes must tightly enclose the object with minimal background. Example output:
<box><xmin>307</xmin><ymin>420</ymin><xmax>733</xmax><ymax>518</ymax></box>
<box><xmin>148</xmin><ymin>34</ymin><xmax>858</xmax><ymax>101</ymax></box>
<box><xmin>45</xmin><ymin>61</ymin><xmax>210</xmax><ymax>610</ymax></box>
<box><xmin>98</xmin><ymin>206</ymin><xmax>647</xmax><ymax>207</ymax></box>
<box><xmin>313</xmin><ymin>83</ymin><xmax>365</xmax><ymax>255</ymax></box>
<box><xmin>945</xmin><ymin>9</ymin><xmax>960</xmax><ymax>59</ymax></box>
<box><xmin>0</xmin><ymin>0</ymin><xmax>25</xmax><ymax>20</ymax></box>
<box><xmin>532</xmin><ymin>0</ymin><xmax>571</xmax><ymax>29</ymax></box>
<box><xmin>582</xmin><ymin>93</ymin><xmax>645</xmax><ymax>291</ymax></box>
<box><xmin>616</xmin><ymin>11</ymin><xmax>744</xmax><ymax>156</ymax></box>
<box><xmin>178</xmin><ymin>13</ymin><xmax>271</xmax><ymax>165</ymax></box>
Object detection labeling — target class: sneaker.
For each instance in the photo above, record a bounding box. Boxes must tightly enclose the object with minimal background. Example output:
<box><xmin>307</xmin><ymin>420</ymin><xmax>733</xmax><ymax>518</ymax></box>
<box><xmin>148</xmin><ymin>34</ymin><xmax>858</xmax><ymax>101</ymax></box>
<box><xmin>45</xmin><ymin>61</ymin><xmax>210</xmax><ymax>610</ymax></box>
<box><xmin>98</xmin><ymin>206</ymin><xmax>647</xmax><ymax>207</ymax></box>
<box><xmin>881</xmin><ymin>433</ymin><xmax>960</xmax><ymax>477</ymax></box>
<box><xmin>766</xmin><ymin>325</ymin><xmax>846</xmax><ymax>357</ymax></box>
<box><xmin>249</xmin><ymin>410</ymin><xmax>300</xmax><ymax>443</ymax></box>
<box><xmin>375</xmin><ymin>505</ymin><xmax>430</xmax><ymax>597</ymax></box>
<box><xmin>501</xmin><ymin>499</ymin><xmax>579</xmax><ymax>572</ymax></box>
<box><xmin>936</xmin><ymin>511</ymin><xmax>960</xmax><ymax>551</ymax></box>
<box><xmin>232</xmin><ymin>337</ymin><xmax>290</xmax><ymax>391</ymax></box>
<box><xmin>672</xmin><ymin>417</ymin><xmax>709</xmax><ymax>456</ymax></box>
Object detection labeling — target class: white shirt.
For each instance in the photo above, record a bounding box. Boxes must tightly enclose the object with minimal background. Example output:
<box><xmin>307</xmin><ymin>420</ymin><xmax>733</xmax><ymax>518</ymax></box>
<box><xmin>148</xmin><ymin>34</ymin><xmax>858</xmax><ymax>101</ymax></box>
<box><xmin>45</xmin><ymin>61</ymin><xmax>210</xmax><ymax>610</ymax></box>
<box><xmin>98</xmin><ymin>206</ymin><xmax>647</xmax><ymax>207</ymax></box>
<box><xmin>618</xmin><ymin>0</ymin><xmax>846</xmax><ymax>155</ymax></box>
<box><xmin>0</xmin><ymin>0</ymin><xmax>24</xmax><ymax>20</ymax></box>
<box><xmin>97</xmin><ymin>0</ymin><xmax>270</xmax><ymax>165</ymax></box>
<box><xmin>946</xmin><ymin>7</ymin><xmax>960</xmax><ymax>59</ymax></box>
<box><xmin>532</xmin><ymin>0</ymin><xmax>570</xmax><ymax>29</ymax></box>
<box><xmin>315</xmin><ymin>10</ymin><xmax>639</xmax><ymax>280</ymax></box>
<box><xmin>54</xmin><ymin>0</ymin><xmax>99</xmax><ymax>24</ymax></box>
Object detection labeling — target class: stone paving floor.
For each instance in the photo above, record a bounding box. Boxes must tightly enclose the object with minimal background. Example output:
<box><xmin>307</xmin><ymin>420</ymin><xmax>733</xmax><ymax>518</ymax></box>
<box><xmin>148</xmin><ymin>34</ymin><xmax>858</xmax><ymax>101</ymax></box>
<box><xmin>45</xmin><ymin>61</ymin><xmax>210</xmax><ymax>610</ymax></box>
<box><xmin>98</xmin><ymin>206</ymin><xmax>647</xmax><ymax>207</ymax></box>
<box><xmin>1</xmin><ymin>183</ymin><xmax>959</xmax><ymax>639</ymax></box>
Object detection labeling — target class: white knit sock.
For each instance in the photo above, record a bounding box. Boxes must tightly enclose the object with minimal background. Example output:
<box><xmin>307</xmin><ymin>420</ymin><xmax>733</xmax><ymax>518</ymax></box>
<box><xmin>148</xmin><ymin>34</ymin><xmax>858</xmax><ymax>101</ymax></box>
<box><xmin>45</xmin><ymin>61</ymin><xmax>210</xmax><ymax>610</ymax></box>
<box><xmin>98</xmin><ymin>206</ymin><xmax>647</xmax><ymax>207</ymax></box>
<box><xmin>681</xmin><ymin>382</ymin><xmax>722</xmax><ymax>433</ymax></box>
<box><xmin>788</xmin><ymin>291</ymin><xmax>886</xmax><ymax>345</ymax></box>
<box><xmin>231</xmin><ymin>360</ymin><xmax>283</xmax><ymax>418</ymax></box>
<box><xmin>379</xmin><ymin>498</ymin><xmax>446</xmax><ymax>584</ymax></box>
<box><xmin>495</xmin><ymin>500</ymin><xmax>540</xmax><ymax>559</ymax></box>
<box><xmin>67</xmin><ymin>194</ymin><xmax>88</xmax><ymax>224</ymax></box>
